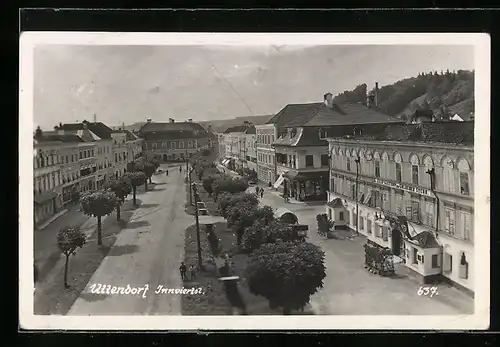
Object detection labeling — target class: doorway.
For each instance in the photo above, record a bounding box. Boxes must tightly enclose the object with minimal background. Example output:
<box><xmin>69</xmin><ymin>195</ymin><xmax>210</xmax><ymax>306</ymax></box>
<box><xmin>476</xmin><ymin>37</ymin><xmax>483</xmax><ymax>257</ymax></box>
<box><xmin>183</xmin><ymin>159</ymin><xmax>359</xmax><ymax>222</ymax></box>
<box><xmin>163</xmin><ymin>154</ymin><xmax>168</xmax><ymax>162</ymax></box>
<box><xmin>391</xmin><ymin>229</ymin><xmax>402</xmax><ymax>256</ymax></box>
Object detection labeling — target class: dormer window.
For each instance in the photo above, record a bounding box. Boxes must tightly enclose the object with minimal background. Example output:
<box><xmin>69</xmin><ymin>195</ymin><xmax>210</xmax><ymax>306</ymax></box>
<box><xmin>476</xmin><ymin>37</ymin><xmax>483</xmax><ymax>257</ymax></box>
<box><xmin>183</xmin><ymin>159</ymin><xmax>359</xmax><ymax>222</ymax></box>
<box><xmin>319</xmin><ymin>128</ymin><xmax>327</xmax><ymax>139</ymax></box>
<box><xmin>290</xmin><ymin>128</ymin><xmax>297</xmax><ymax>138</ymax></box>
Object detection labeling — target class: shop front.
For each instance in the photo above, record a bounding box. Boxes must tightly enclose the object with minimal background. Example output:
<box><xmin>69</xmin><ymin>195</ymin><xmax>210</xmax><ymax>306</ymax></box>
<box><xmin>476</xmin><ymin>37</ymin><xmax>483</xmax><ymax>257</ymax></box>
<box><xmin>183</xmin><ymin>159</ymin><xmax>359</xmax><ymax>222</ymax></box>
<box><xmin>284</xmin><ymin>170</ymin><xmax>328</xmax><ymax>201</ymax></box>
<box><xmin>62</xmin><ymin>182</ymin><xmax>80</xmax><ymax>205</ymax></box>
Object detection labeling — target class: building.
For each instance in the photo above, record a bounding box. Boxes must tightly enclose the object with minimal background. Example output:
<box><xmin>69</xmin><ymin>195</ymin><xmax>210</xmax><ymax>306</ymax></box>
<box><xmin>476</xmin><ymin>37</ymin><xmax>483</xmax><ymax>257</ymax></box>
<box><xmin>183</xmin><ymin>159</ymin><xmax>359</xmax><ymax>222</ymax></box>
<box><xmin>138</xmin><ymin>118</ymin><xmax>209</xmax><ymax>162</ymax></box>
<box><xmin>255</xmin><ymin>123</ymin><xmax>277</xmax><ymax>185</ymax></box>
<box><xmin>33</xmin><ymin>137</ymin><xmax>64</xmax><ymax>226</ymax></box>
<box><xmin>325</xmin><ymin>121</ymin><xmax>474</xmax><ymax>295</ymax></box>
<box><xmin>60</xmin><ymin>120</ymin><xmax>114</xmax><ymax>189</ymax></box>
<box><xmin>124</xmin><ymin>130</ymin><xmax>144</xmax><ymax>172</ymax></box>
<box><xmin>111</xmin><ymin>130</ymin><xmax>128</xmax><ymax>179</ymax></box>
<box><xmin>219</xmin><ymin>122</ymin><xmax>256</xmax><ymax>172</ymax></box>
<box><xmin>55</xmin><ymin>134</ymin><xmax>84</xmax><ymax>205</ymax></box>
<box><xmin>244</xmin><ymin>130</ymin><xmax>257</xmax><ymax>172</ymax></box>
<box><xmin>270</xmin><ymin>90</ymin><xmax>402</xmax><ymax>201</ymax></box>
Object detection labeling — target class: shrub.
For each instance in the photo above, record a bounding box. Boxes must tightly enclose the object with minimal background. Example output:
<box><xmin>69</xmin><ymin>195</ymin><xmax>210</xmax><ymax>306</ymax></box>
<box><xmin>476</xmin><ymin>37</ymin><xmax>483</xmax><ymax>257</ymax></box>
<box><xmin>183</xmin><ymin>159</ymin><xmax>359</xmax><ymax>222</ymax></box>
<box><xmin>316</xmin><ymin>213</ymin><xmax>333</xmax><ymax>236</ymax></box>
<box><xmin>214</xmin><ymin>178</ymin><xmax>248</xmax><ymax>194</ymax></box>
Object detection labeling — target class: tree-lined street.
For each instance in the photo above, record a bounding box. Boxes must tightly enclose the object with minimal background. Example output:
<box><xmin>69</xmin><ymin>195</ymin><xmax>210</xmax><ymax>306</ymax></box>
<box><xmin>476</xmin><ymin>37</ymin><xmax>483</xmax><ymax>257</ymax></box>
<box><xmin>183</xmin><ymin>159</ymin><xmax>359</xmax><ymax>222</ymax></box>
<box><xmin>68</xmin><ymin>165</ymin><xmax>190</xmax><ymax>315</ymax></box>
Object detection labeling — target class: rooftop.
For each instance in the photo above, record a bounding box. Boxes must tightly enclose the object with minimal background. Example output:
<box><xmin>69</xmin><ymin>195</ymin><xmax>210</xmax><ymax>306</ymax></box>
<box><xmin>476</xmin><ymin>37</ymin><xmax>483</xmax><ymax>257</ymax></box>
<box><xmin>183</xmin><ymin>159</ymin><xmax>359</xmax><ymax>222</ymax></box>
<box><xmin>267</xmin><ymin>101</ymin><xmax>401</xmax><ymax>128</ymax></box>
<box><xmin>327</xmin><ymin>122</ymin><xmax>474</xmax><ymax>146</ymax></box>
<box><xmin>223</xmin><ymin>124</ymin><xmax>256</xmax><ymax>134</ymax></box>
<box><xmin>60</xmin><ymin>121</ymin><xmax>113</xmax><ymax>139</ymax></box>
<box><xmin>139</xmin><ymin>121</ymin><xmax>206</xmax><ymax>133</ymax></box>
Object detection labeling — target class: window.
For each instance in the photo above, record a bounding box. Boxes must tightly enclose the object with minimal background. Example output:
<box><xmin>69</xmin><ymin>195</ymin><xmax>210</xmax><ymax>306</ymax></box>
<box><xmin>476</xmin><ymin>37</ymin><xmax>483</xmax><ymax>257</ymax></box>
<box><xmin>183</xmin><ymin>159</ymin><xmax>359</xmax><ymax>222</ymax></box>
<box><xmin>411</xmin><ymin>200</ymin><xmax>420</xmax><ymax>223</ymax></box>
<box><xmin>412</xmin><ymin>165</ymin><xmax>419</xmax><ymax>185</ymax></box>
<box><xmin>321</xmin><ymin>154</ymin><xmax>329</xmax><ymax>166</ymax></box>
<box><xmin>459</xmin><ymin>252</ymin><xmax>469</xmax><ymax>279</ymax></box>
<box><xmin>359</xmin><ymin>216</ymin><xmax>364</xmax><ymax>230</ymax></box>
<box><xmin>412</xmin><ymin>248</ymin><xmax>418</xmax><ymax>264</ymax></box>
<box><xmin>319</xmin><ymin>128</ymin><xmax>327</xmax><ymax>139</ymax></box>
<box><xmin>346</xmin><ymin>158</ymin><xmax>351</xmax><ymax>171</ymax></box>
<box><xmin>460</xmin><ymin>211</ymin><xmax>472</xmax><ymax>241</ymax></box>
<box><xmin>375</xmin><ymin>161</ymin><xmax>380</xmax><ymax>178</ymax></box>
<box><xmin>305</xmin><ymin>155</ymin><xmax>314</xmax><ymax>167</ymax></box>
<box><xmin>424</xmin><ymin>200</ymin><xmax>434</xmax><ymax>227</ymax></box>
<box><xmin>171</xmin><ymin>142</ymin><xmax>177</xmax><ymax>149</ymax></box>
<box><xmin>395</xmin><ymin>163</ymin><xmax>402</xmax><ymax>182</ymax></box>
<box><xmin>432</xmin><ymin>254</ymin><xmax>439</xmax><ymax>268</ymax></box>
<box><xmin>395</xmin><ymin>192</ymin><xmax>404</xmax><ymax>215</ymax></box>
<box><xmin>459</xmin><ymin>172</ymin><xmax>469</xmax><ymax>195</ymax></box>
<box><xmin>382</xmin><ymin>226</ymin><xmax>388</xmax><ymax>241</ymax></box>
<box><xmin>444</xmin><ymin>207</ymin><xmax>455</xmax><ymax>235</ymax></box>
<box><xmin>442</xmin><ymin>157</ymin><xmax>455</xmax><ymax>193</ymax></box>
<box><xmin>179</xmin><ymin>141</ymin><xmax>185</xmax><ymax>149</ymax></box>
<box><xmin>366</xmin><ymin>219</ymin><xmax>372</xmax><ymax>234</ymax></box>
<box><xmin>79</xmin><ymin>152</ymin><xmax>82</xmax><ymax>159</ymax></box>
<box><xmin>351</xmin><ymin>184</ymin><xmax>356</xmax><ymax>199</ymax></box>
<box><xmin>339</xmin><ymin>211</ymin><xmax>344</xmax><ymax>221</ymax></box>
<box><xmin>188</xmin><ymin>140</ymin><xmax>193</xmax><ymax>148</ymax></box>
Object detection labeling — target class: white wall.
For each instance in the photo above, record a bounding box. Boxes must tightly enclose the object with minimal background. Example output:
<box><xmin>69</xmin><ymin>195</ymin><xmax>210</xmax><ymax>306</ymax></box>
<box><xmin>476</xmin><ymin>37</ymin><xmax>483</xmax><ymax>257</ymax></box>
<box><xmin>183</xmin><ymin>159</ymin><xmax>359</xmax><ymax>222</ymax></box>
<box><xmin>439</xmin><ymin>233</ymin><xmax>474</xmax><ymax>292</ymax></box>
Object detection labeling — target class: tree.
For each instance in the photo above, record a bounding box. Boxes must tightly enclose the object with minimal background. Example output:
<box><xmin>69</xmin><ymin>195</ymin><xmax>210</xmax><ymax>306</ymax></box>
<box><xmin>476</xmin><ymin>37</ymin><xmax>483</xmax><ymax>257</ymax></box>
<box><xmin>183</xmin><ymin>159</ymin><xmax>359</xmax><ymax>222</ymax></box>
<box><xmin>79</xmin><ymin>190</ymin><xmax>118</xmax><ymax>245</ymax></box>
<box><xmin>57</xmin><ymin>226</ymin><xmax>86</xmax><ymax>288</ymax></box>
<box><xmin>214</xmin><ymin>178</ymin><xmax>248</xmax><ymax>194</ymax></box>
<box><xmin>141</xmin><ymin>163</ymin><xmax>156</xmax><ymax>188</ymax></box>
<box><xmin>245</xmin><ymin>241</ymin><xmax>326</xmax><ymax>314</ymax></box>
<box><xmin>103</xmin><ymin>176</ymin><xmax>132</xmax><ymax>221</ymax></box>
<box><xmin>316</xmin><ymin>213</ymin><xmax>333</xmax><ymax>236</ymax></box>
<box><xmin>228</xmin><ymin>204</ymin><xmax>274</xmax><ymax>245</ymax></box>
<box><xmin>149</xmin><ymin>158</ymin><xmax>160</xmax><ymax>170</ymax></box>
<box><xmin>242</xmin><ymin>219</ymin><xmax>303</xmax><ymax>253</ymax></box>
<box><xmin>203</xmin><ymin>177</ymin><xmax>214</xmax><ymax>196</ymax></box>
<box><xmin>123</xmin><ymin>172</ymin><xmax>146</xmax><ymax>205</ymax></box>
<box><xmin>218</xmin><ymin>192</ymin><xmax>259</xmax><ymax>218</ymax></box>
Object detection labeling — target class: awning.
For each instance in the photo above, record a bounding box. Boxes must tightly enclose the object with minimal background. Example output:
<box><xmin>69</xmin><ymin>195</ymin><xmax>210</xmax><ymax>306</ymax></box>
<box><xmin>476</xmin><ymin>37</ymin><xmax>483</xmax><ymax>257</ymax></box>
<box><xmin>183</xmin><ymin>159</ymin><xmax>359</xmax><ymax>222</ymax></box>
<box><xmin>222</xmin><ymin>159</ymin><xmax>230</xmax><ymax>165</ymax></box>
<box><xmin>273</xmin><ymin>174</ymin><xmax>286</xmax><ymax>188</ymax></box>
<box><xmin>292</xmin><ymin>171</ymin><xmax>329</xmax><ymax>182</ymax></box>
<box><xmin>284</xmin><ymin>171</ymin><xmax>298</xmax><ymax>181</ymax></box>
<box><xmin>34</xmin><ymin>191</ymin><xmax>58</xmax><ymax>204</ymax></box>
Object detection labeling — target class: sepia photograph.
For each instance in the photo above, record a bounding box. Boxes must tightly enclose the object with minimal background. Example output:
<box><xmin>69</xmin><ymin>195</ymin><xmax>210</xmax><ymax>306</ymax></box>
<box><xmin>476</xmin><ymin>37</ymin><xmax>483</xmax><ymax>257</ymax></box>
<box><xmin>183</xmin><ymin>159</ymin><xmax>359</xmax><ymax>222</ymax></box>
<box><xmin>19</xmin><ymin>33</ymin><xmax>490</xmax><ymax>330</ymax></box>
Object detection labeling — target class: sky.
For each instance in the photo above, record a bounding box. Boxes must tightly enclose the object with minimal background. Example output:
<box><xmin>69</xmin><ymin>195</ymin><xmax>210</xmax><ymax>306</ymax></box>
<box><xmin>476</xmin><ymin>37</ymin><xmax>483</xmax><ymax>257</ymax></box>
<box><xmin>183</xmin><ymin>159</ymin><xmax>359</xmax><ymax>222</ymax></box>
<box><xmin>33</xmin><ymin>44</ymin><xmax>474</xmax><ymax>130</ymax></box>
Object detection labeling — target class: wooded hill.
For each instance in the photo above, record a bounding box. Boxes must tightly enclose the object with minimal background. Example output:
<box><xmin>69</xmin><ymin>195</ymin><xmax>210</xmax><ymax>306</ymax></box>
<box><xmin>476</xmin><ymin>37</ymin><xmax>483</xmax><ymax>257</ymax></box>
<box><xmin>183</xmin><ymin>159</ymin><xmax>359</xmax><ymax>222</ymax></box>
<box><xmin>335</xmin><ymin>69</ymin><xmax>475</xmax><ymax>121</ymax></box>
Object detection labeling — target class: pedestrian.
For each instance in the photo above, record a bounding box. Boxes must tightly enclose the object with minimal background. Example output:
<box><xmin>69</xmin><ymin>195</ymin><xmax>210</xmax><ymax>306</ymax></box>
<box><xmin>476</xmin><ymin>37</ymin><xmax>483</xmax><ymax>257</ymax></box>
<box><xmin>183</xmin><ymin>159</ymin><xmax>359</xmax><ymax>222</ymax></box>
<box><xmin>189</xmin><ymin>265</ymin><xmax>196</xmax><ymax>280</ymax></box>
<box><xmin>179</xmin><ymin>262</ymin><xmax>188</xmax><ymax>281</ymax></box>
<box><xmin>179</xmin><ymin>166</ymin><xmax>182</xmax><ymax>172</ymax></box>
<box><xmin>166</xmin><ymin>169</ymin><xmax>169</xmax><ymax>176</ymax></box>
<box><xmin>255</xmin><ymin>186</ymin><xmax>259</xmax><ymax>196</ymax></box>
<box><xmin>260</xmin><ymin>188</ymin><xmax>264</xmax><ymax>198</ymax></box>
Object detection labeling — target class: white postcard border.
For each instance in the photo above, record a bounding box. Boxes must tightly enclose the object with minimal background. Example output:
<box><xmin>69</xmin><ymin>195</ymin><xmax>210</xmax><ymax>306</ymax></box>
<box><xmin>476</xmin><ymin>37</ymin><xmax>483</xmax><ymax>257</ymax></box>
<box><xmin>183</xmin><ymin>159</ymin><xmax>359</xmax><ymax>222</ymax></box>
<box><xmin>19</xmin><ymin>32</ymin><xmax>490</xmax><ymax>330</ymax></box>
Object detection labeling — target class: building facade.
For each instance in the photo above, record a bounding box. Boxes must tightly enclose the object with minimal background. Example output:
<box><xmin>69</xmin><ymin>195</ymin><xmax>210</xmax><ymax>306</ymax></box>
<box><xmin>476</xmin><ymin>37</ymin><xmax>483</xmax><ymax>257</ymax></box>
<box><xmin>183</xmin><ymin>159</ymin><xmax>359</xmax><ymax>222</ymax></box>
<box><xmin>58</xmin><ymin>136</ymin><xmax>84</xmax><ymax>205</ymax></box>
<box><xmin>33</xmin><ymin>139</ymin><xmax>64</xmax><ymax>225</ymax></box>
<box><xmin>111</xmin><ymin>131</ymin><xmax>128</xmax><ymax>179</ymax></box>
<box><xmin>325</xmin><ymin>122</ymin><xmax>474</xmax><ymax>295</ymax></box>
<box><xmin>245</xmin><ymin>132</ymin><xmax>257</xmax><ymax>172</ymax></box>
<box><xmin>255</xmin><ymin>123</ymin><xmax>277</xmax><ymax>185</ymax></box>
<box><xmin>139</xmin><ymin>118</ymin><xmax>209</xmax><ymax>162</ymax></box>
<box><xmin>78</xmin><ymin>142</ymin><xmax>98</xmax><ymax>193</ymax></box>
<box><xmin>220</xmin><ymin>122</ymin><xmax>256</xmax><ymax>172</ymax></box>
<box><xmin>269</xmin><ymin>90</ymin><xmax>401</xmax><ymax>201</ymax></box>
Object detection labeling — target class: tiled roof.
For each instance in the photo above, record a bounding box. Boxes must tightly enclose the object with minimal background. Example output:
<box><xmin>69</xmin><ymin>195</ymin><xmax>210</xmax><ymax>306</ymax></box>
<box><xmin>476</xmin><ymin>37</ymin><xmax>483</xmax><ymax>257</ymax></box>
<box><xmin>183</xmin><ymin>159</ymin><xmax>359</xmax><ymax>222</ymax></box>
<box><xmin>304</xmin><ymin>102</ymin><xmax>402</xmax><ymax>126</ymax></box>
<box><xmin>139</xmin><ymin>121</ymin><xmax>206</xmax><ymax>133</ymax></box>
<box><xmin>327</xmin><ymin>122</ymin><xmax>474</xmax><ymax>146</ymax></box>
<box><xmin>36</xmin><ymin>133</ymin><xmax>84</xmax><ymax>143</ymax></box>
<box><xmin>60</xmin><ymin>122</ymin><xmax>113</xmax><ymax>139</ymax></box>
<box><xmin>266</xmin><ymin>103</ymin><xmax>321</xmax><ymax>127</ymax></box>
<box><xmin>223</xmin><ymin>125</ymin><xmax>256</xmax><ymax>134</ymax></box>
<box><xmin>327</xmin><ymin>198</ymin><xmax>345</xmax><ymax>208</ymax></box>
<box><xmin>124</xmin><ymin>130</ymin><xmax>139</xmax><ymax>141</ymax></box>
<box><xmin>267</xmin><ymin>102</ymin><xmax>400</xmax><ymax>128</ymax></box>
<box><xmin>411</xmin><ymin>231</ymin><xmax>440</xmax><ymax>249</ymax></box>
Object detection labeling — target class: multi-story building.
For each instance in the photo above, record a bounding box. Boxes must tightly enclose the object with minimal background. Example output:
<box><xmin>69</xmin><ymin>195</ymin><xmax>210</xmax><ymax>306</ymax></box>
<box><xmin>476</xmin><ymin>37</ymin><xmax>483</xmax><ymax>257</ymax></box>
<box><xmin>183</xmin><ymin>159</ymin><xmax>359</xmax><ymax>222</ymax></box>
<box><xmin>60</xmin><ymin>121</ymin><xmax>114</xmax><ymax>189</ymax></box>
<box><xmin>138</xmin><ymin>118</ymin><xmax>209</xmax><ymax>162</ymax></box>
<box><xmin>78</xmin><ymin>142</ymin><xmax>98</xmax><ymax>193</ymax></box>
<box><xmin>245</xmin><ymin>131</ymin><xmax>257</xmax><ymax>172</ymax></box>
<box><xmin>325</xmin><ymin>121</ymin><xmax>474</xmax><ymax>295</ymax></box>
<box><xmin>33</xmin><ymin>137</ymin><xmax>64</xmax><ymax>225</ymax></box>
<box><xmin>220</xmin><ymin>122</ymin><xmax>256</xmax><ymax>172</ymax></box>
<box><xmin>271</xmin><ymin>90</ymin><xmax>401</xmax><ymax>201</ymax></box>
<box><xmin>255</xmin><ymin>123</ymin><xmax>277</xmax><ymax>185</ymax></box>
<box><xmin>124</xmin><ymin>129</ymin><xmax>144</xmax><ymax>171</ymax></box>
<box><xmin>57</xmin><ymin>135</ymin><xmax>84</xmax><ymax>205</ymax></box>
<box><xmin>111</xmin><ymin>130</ymin><xmax>128</xmax><ymax>179</ymax></box>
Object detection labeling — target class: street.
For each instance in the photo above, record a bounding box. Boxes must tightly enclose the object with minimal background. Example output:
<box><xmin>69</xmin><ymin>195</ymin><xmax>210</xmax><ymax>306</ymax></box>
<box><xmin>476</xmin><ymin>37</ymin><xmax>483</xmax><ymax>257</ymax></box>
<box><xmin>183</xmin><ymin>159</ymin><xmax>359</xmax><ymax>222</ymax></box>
<box><xmin>67</xmin><ymin>164</ymin><xmax>191</xmax><ymax>315</ymax></box>
<box><xmin>250</xmin><ymin>185</ymin><xmax>474</xmax><ymax>315</ymax></box>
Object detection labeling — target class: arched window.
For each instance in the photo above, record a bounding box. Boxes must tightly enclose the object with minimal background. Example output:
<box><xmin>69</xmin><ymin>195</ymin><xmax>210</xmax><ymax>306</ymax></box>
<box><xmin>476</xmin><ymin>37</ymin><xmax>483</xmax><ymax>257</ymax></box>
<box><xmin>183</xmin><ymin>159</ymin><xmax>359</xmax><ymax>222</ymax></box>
<box><xmin>410</xmin><ymin>154</ymin><xmax>420</xmax><ymax>185</ymax></box>
<box><xmin>457</xmin><ymin>158</ymin><xmax>471</xmax><ymax>196</ymax></box>
<box><xmin>373</xmin><ymin>151</ymin><xmax>381</xmax><ymax>178</ymax></box>
<box><xmin>381</xmin><ymin>152</ymin><xmax>389</xmax><ymax>178</ymax></box>
<box><xmin>394</xmin><ymin>152</ymin><xmax>403</xmax><ymax>182</ymax></box>
<box><xmin>442</xmin><ymin>157</ymin><xmax>455</xmax><ymax>193</ymax></box>
<box><xmin>423</xmin><ymin>155</ymin><xmax>434</xmax><ymax>188</ymax></box>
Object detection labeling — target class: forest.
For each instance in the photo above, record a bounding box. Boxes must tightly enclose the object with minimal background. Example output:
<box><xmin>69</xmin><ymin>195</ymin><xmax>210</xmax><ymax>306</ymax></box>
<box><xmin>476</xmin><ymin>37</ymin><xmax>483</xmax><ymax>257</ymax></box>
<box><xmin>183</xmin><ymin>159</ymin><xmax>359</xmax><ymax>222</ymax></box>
<box><xmin>333</xmin><ymin>69</ymin><xmax>475</xmax><ymax>121</ymax></box>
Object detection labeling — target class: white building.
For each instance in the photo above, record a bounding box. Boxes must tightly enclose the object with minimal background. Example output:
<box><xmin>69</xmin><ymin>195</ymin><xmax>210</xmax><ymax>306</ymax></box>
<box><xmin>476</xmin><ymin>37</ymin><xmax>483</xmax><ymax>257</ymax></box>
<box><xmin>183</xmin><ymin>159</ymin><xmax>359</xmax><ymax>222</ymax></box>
<box><xmin>325</xmin><ymin>121</ymin><xmax>474</xmax><ymax>296</ymax></box>
<box><xmin>111</xmin><ymin>130</ymin><xmax>128</xmax><ymax>179</ymax></box>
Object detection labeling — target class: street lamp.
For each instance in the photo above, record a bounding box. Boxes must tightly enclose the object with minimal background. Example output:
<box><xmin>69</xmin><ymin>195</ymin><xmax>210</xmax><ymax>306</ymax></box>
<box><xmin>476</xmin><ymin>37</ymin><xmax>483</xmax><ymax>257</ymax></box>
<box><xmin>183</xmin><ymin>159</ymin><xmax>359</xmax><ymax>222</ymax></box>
<box><xmin>191</xmin><ymin>182</ymin><xmax>203</xmax><ymax>268</ymax></box>
<box><xmin>354</xmin><ymin>155</ymin><xmax>361</xmax><ymax>235</ymax></box>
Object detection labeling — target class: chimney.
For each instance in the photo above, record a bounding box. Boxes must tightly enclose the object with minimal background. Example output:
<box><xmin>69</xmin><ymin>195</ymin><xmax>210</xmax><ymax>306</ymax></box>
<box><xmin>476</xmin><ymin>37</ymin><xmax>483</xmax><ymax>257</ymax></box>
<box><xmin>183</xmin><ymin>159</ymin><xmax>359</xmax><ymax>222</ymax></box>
<box><xmin>188</xmin><ymin>118</ymin><xmax>193</xmax><ymax>123</ymax></box>
<box><xmin>323</xmin><ymin>93</ymin><xmax>333</xmax><ymax>107</ymax></box>
<box><xmin>375</xmin><ymin>82</ymin><xmax>379</xmax><ymax>108</ymax></box>
<box><xmin>146</xmin><ymin>118</ymin><xmax>152</xmax><ymax>123</ymax></box>
<box><xmin>169</xmin><ymin>118</ymin><xmax>175</xmax><ymax>123</ymax></box>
